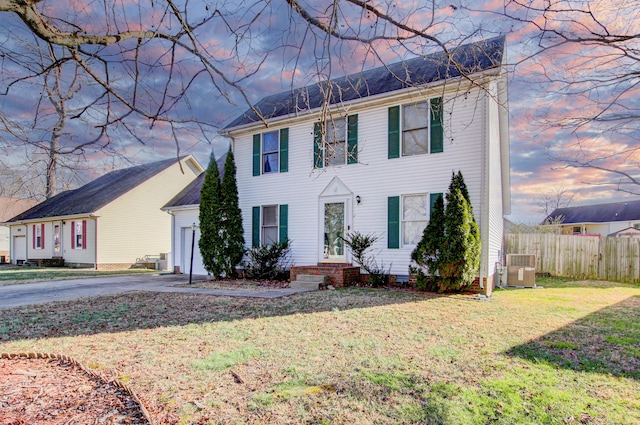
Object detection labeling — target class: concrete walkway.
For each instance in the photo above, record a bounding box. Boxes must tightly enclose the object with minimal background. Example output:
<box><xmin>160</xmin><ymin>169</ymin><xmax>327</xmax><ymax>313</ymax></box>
<box><xmin>0</xmin><ymin>274</ymin><xmax>314</xmax><ymax>309</ymax></box>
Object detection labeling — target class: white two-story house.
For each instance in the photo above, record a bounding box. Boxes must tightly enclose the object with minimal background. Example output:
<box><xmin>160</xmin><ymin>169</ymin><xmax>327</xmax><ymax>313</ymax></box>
<box><xmin>222</xmin><ymin>37</ymin><xmax>510</xmax><ymax>294</ymax></box>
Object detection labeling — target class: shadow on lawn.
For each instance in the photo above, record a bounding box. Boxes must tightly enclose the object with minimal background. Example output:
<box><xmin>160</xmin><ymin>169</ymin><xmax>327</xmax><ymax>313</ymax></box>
<box><xmin>0</xmin><ymin>287</ymin><xmax>440</xmax><ymax>343</ymax></box>
<box><xmin>505</xmin><ymin>295</ymin><xmax>640</xmax><ymax>380</ymax></box>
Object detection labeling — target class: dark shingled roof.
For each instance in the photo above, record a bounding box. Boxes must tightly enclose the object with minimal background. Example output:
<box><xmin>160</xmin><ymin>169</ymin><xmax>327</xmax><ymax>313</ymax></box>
<box><xmin>545</xmin><ymin>199</ymin><xmax>640</xmax><ymax>224</ymax></box>
<box><xmin>8</xmin><ymin>157</ymin><xmax>182</xmax><ymax>222</ymax></box>
<box><xmin>224</xmin><ymin>36</ymin><xmax>505</xmax><ymax>129</ymax></box>
<box><xmin>163</xmin><ymin>153</ymin><xmax>227</xmax><ymax>208</ymax></box>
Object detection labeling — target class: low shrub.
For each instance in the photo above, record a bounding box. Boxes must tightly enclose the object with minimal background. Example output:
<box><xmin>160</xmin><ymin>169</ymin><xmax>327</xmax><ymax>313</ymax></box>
<box><xmin>243</xmin><ymin>240</ymin><xmax>292</xmax><ymax>281</ymax></box>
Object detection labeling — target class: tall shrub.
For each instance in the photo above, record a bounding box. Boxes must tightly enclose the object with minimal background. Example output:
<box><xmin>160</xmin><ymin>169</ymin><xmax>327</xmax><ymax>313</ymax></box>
<box><xmin>199</xmin><ymin>151</ymin><xmax>224</xmax><ymax>279</ymax></box>
<box><xmin>439</xmin><ymin>188</ymin><xmax>479</xmax><ymax>291</ymax></box>
<box><xmin>411</xmin><ymin>194</ymin><xmax>444</xmax><ymax>291</ymax></box>
<box><xmin>219</xmin><ymin>148</ymin><xmax>245</xmax><ymax>277</ymax></box>
<box><xmin>411</xmin><ymin>172</ymin><xmax>481</xmax><ymax>292</ymax></box>
<box><xmin>449</xmin><ymin>171</ymin><xmax>481</xmax><ymax>287</ymax></box>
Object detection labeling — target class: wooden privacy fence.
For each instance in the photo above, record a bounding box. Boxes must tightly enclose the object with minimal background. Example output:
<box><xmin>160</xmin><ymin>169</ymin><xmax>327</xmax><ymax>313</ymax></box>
<box><xmin>505</xmin><ymin>233</ymin><xmax>640</xmax><ymax>283</ymax></box>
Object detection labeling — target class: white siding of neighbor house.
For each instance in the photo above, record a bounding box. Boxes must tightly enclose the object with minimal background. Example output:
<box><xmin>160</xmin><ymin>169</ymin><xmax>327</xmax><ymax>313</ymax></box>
<box><xmin>94</xmin><ymin>157</ymin><xmax>201</xmax><ymax>268</ymax></box>
<box><xmin>61</xmin><ymin>218</ymin><xmax>98</xmax><ymax>265</ymax></box>
<box><xmin>231</xmin><ymin>82</ymin><xmax>505</xmax><ymax>277</ymax></box>
<box><xmin>9</xmin><ymin>219</ymin><xmax>97</xmax><ymax>265</ymax></box>
<box><xmin>169</xmin><ymin>207</ymin><xmax>208</xmax><ymax>275</ymax></box>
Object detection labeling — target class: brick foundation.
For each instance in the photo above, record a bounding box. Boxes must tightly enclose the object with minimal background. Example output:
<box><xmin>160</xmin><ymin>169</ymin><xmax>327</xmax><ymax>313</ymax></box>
<box><xmin>290</xmin><ymin>263</ymin><xmax>361</xmax><ymax>287</ymax></box>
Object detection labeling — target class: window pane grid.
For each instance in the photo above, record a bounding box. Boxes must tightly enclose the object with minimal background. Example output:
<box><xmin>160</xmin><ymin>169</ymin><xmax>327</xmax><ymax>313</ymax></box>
<box><xmin>324</xmin><ymin>119</ymin><xmax>346</xmax><ymax>166</ymax></box>
<box><xmin>402</xmin><ymin>102</ymin><xmax>429</xmax><ymax>156</ymax></box>
<box><xmin>402</xmin><ymin>194</ymin><xmax>428</xmax><ymax>246</ymax></box>
<box><xmin>262</xmin><ymin>205</ymin><xmax>278</xmax><ymax>246</ymax></box>
<box><xmin>262</xmin><ymin>131</ymin><xmax>279</xmax><ymax>173</ymax></box>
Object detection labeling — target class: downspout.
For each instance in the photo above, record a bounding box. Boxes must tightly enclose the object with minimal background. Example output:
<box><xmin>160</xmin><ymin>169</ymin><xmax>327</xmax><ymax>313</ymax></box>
<box><xmin>168</xmin><ymin>209</ymin><xmax>175</xmax><ymax>273</ymax></box>
<box><xmin>94</xmin><ymin>217</ymin><xmax>98</xmax><ymax>270</ymax></box>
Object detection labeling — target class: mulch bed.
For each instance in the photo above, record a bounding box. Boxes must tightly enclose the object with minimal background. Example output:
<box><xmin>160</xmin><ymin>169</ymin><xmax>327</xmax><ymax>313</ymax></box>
<box><xmin>0</xmin><ymin>353</ymin><xmax>153</xmax><ymax>424</ymax></box>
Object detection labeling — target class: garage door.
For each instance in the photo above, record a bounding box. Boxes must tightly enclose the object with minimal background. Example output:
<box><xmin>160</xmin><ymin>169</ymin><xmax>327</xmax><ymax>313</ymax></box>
<box><xmin>181</xmin><ymin>227</ymin><xmax>207</xmax><ymax>276</ymax></box>
<box><xmin>13</xmin><ymin>236</ymin><xmax>26</xmax><ymax>263</ymax></box>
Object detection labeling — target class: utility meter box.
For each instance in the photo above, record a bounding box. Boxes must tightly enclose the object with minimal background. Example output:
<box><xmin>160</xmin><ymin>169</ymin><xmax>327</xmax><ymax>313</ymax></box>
<box><xmin>506</xmin><ymin>254</ymin><xmax>536</xmax><ymax>287</ymax></box>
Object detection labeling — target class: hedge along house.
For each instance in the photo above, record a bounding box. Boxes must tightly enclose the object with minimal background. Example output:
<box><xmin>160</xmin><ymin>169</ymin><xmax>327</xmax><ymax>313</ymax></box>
<box><xmin>221</xmin><ymin>37</ymin><xmax>511</xmax><ymax>294</ymax></box>
<box><xmin>162</xmin><ymin>153</ymin><xmax>226</xmax><ymax>276</ymax></box>
<box><xmin>4</xmin><ymin>156</ymin><xmax>203</xmax><ymax>270</ymax></box>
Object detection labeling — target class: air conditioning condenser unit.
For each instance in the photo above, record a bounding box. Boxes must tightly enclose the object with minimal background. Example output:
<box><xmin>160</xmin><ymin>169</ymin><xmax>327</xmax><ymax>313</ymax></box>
<box><xmin>506</xmin><ymin>254</ymin><xmax>536</xmax><ymax>288</ymax></box>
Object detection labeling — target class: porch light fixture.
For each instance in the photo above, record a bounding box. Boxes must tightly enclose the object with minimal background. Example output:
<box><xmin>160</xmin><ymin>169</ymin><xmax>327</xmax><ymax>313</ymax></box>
<box><xmin>356</xmin><ymin>195</ymin><xmax>361</xmax><ymax>204</ymax></box>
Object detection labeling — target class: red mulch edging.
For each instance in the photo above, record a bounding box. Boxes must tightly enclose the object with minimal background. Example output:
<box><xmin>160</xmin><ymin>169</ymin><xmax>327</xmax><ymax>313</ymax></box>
<box><xmin>0</xmin><ymin>352</ymin><xmax>154</xmax><ymax>424</ymax></box>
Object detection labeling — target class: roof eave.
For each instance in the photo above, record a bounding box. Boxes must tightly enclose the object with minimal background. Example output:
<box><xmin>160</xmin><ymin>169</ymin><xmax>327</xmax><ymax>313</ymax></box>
<box><xmin>221</xmin><ymin>67</ymin><xmax>502</xmax><ymax>137</ymax></box>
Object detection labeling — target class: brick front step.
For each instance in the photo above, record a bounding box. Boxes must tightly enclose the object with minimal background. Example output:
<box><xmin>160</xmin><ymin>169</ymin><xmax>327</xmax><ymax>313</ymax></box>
<box><xmin>289</xmin><ymin>274</ymin><xmax>329</xmax><ymax>290</ymax></box>
<box><xmin>290</xmin><ymin>265</ymin><xmax>361</xmax><ymax>288</ymax></box>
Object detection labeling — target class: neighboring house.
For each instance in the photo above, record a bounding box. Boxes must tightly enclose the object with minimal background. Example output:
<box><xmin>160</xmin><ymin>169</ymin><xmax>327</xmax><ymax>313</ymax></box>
<box><xmin>4</xmin><ymin>156</ymin><xmax>203</xmax><ymax>269</ymax></box>
<box><xmin>0</xmin><ymin>197</ymin><xmax>39</xmax><ymax>263</ymax></box>
<box><xmin>162</xmin><ymin>154</ymin><xmax>226</xmax><ymax>275</ymax></box>
<box><xmin>545</xmin><ymin>199</ymin><xmax>640</xmax><ymax>236</ymax></box>
<box><xmin>220</xmin><ymin>36</ymin><xmax>511</xmax><ymax>293</ymax></box>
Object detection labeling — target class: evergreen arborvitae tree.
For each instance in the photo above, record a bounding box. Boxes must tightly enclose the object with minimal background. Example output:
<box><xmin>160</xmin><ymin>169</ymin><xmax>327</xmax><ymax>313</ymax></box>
<box><xmin>449</xmin><ymin>171</ymin><xmax>481</xmax><ymax>285</ymax></box>
<box><xmin>452</xmin><ymin>171</ymin><xmax>471</xmax><ymax>207</ymax></box>
<box><xmin>411</xmin><ymin>171</ymin><xmax>481</xmax><ymax>292</ymax></box>
<box><xmin>219</xmin><ymin>147</ymin><xmax>245</xmax><ymax>278</ymax></box>
<box><xmin>199</xmin><ymin>151</ymin><xmax>224</xmax><ymax>279</ymax></box>
<box><xmin>439</xmin><ymin>189</ymin><xmax>471</xmax><ymax>291</ymax></box>
<box><xmin>411</xmin><ymin>193</ymin><xmax>445</xmax><ymax>289</ymax></box>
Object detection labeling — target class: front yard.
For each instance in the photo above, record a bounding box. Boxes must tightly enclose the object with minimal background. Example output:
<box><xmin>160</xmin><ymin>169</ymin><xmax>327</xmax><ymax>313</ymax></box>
<box><xmin>0</xmin><ymin>277</ymin><xmax>638</xmax><ymax>424</ymax></box>
<box><xmin>0</xmin><ymin>265</ymin><xmax>157</xmax><ymax>286</ymax></box>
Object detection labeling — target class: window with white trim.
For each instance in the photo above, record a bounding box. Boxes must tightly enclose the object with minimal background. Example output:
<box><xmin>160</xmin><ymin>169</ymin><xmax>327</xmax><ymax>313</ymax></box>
<box><xmin>262</xmin><ymin>131</ymin><xmax>279</xmax><ymax>173</ymax></box>
<box><xmin>388</xmin><ymin>97</ymin><xmax>443</xmax><ymax>159</ymax></box>
<box><xmin>34</xmin><ymin>224</ymin><xmax>43</xmax><ymax>249</ymax></box>
<box><xmin>261</xmin><ymin>205</ymin><xmax>278</xmax><ymax>246</ymax></box>
<box><xmin>324</xmin><ymin>119</ymin><xmax>346</xmax><ymax>166</ymax></box>
<box><xmin>402</xmin><ymin>194</ymin><xmax>428</xmax><ymax>245</ymax></box>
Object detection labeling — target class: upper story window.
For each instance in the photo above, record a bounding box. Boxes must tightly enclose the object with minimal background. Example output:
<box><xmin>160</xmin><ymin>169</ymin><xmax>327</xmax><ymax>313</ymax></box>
<box><xmin>314</xmin><ymin>115</ymin><xmax>358</xmax><ymax>168</ymax></box>
<box><xmin>262</xmin><ymin>131</ymin><xmax>279</xmax><ymax>173</ymax></box>
<box><xmin>252</xmin><ymin>128</ymin><xmax>289</xmax><ymax>176</ymax></box>
<box><xmin>388</xmin><ymin>97</ymin><xmax>443</xmax><ymax>158</ymax></box>
<box><xmin>324</xmin><ymin>119</ymin><xmax>346</xmax><ymax>166</ymax></box>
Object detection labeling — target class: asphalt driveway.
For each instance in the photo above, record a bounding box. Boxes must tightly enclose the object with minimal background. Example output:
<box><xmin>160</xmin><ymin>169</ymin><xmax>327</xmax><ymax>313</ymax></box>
<box><xmin>0</xmin><ymin>274</ymin><xmax>312</xmax><ymax>309</ymax></box>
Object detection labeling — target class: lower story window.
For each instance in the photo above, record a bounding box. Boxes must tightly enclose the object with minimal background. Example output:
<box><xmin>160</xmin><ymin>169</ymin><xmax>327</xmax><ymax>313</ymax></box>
<box><xmin>252</xmin><ymin>204</ymin><xmax>288</xmax><ymax>247</ymax></box>
<box><xmin>262</xmin><ymin>205</ymin><xmax>278</xmax><ymax>246</ymax></box>
<box><xmin>402</xmin><ymin>194</ymin><xmax>428</xmax><ymax>245</ymax></box>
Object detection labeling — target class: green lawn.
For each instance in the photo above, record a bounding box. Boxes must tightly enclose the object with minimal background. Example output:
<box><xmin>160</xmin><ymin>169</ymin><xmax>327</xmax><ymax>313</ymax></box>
<box><xmin>0</xmin><ymin>277</ymin><xmax>638</xmax><ymax>424</ymax></box>
<box><xmin>0</xmin><ymin>266</ymin><xmax>156</xmax><ymax>285</ymax></box>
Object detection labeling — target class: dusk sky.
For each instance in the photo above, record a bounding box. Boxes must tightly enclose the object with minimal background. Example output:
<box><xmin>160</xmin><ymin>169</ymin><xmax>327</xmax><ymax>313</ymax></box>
<box><xmin>0</xmin><ymin>0</ymin><xmax>638</xmax><ymax>224</ymax></box>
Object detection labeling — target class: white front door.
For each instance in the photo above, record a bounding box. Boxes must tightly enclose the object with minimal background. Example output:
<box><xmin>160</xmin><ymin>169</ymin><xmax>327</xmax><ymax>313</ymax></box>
<box><xmin>323</xmin><ymin>201</ymin><xmax>345</xmax><ymax>261</ymax></box>
<box><xmin>53</xmin><ymin>222</ymin><xmax>62</xmax><ymax>256</ymax></box>
<box><xmin>318</xmin><ymin>177</ymin><xmax>353</xmax><ymax>264</ymax></box>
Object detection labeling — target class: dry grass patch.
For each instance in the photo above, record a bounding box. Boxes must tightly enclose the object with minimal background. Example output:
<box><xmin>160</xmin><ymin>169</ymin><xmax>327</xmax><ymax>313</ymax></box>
<box><xmin>0</xmin><ymin>278</ymin><xmax>639</xmax><ymax>424</ymax></box>
<box><xmin>178</xmin><ymin>279</ymin><xmax>289</xmax><ymax>291</ymax></box>
<box><xmin>0</xmin><ymin>266</ymin><xmax>156</xmax><ymax>286</ymax></box>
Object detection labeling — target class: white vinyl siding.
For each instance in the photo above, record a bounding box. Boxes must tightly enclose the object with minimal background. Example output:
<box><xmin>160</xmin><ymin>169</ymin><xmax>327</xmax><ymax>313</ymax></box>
<box><xmin>232</xmin><ymin>84</ymin><xmax>496</xmax><ymax>275</ymax></box>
